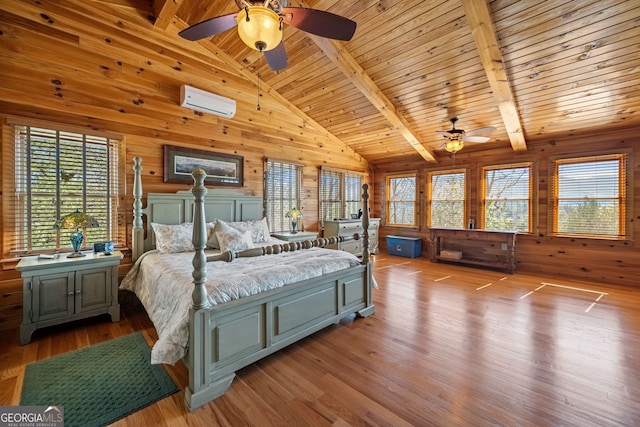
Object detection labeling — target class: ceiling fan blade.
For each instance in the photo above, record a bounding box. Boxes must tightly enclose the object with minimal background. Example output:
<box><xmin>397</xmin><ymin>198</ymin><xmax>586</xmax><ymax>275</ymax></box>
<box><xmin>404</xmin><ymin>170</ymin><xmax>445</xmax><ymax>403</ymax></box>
<box><xmin>179</xmin><ymin>12</ymin><xmax>239</xmax><ymax>41</ymax></box>
<box><xmin>436</xmin><ymin>130</ymin><xmax>450</xmax><ymax>136</ymax></box>
<box><xmin>281</xmin><ymin>7</ymin><xmax>356</xmax><ymax>41</ymax></box>
<box><xmin>264</xmin><ymin>41</ymin><xmax>288</xmax><ymax>71</ymax></box>
<box><xmin>466</xmin><ymin>126</ymin><xmax>496</xmax><ymax>136</ymax></box>
<box><xmin>463</xmin><ymin>136</ymin><xmax>491</xmax><ymax>143</ymax></box>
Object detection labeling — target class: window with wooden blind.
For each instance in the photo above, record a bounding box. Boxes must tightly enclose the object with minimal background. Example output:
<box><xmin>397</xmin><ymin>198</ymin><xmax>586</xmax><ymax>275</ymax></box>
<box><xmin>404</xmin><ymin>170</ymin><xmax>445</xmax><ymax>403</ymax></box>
<box><xmin>265</xmin><ymin>160</ymin><xmax>302</xmax><ymax>232</ymax></box>
<box><xmin>482</xmin><ymin>163</ymin><xmax>532</xmax><ymax>232</ymax></box>
<box><xmin>7</xmin><ymin>125</ymin><xmax>121</xmax><ymax>256</ymax></box>
<box><xmin>428</xmin><ymin>170</ymin><xmax>466</xmax><ymax>228</ymax></box>
<box><xmin>318</xmin><ymin>168</ymin><xmax>363</xmax><ymax>227</ymax></box>
<box><xmin>386</xmin><ymin>172</ymin><xmax>417</xmax><ymax>226</ymax></box>
<box><xmin>553</xmin><ymin>154</ymin><xmax>627</xmax><ymax>238</ymax></box>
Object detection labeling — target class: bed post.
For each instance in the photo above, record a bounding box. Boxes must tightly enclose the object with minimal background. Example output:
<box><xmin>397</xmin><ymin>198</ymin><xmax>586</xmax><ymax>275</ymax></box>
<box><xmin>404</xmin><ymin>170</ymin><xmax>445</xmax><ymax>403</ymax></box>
<box><xmin>361</xmin><ymin>183</ymin><xmax>370</xmax><ymax>264</ymax></box>
<box><xmin>357</xmin><ymin>183</ymin><xmax>375</xmax><ymax>318</ymax></box>
<box><xmin>186</xmin><ymin>168</ymin><xmax>231</xmax><ymax>411</ymax></box>
<box><xmin>132</xmin><ymin>157</ymin><xmax>144</xmax><ymax>262</ymax></box>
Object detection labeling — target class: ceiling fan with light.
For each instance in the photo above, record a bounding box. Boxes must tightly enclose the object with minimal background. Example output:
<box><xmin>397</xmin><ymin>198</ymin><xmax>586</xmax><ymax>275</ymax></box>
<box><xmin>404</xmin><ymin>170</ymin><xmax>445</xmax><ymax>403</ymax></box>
<box><xmin>179</xmin><ymin>0</ymin><xmax>357</xmax><ymax>71</ymax></box>
<box><xmin>436</xmin><ymin>117</ymin><xmax>496</xmax><ymax>153</ymax></box>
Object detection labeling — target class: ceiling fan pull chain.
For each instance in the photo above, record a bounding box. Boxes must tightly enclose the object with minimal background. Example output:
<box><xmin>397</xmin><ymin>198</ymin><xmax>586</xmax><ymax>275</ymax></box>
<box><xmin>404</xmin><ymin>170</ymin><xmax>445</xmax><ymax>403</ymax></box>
<box><xmin>244</xmin><ymin>6</ymin><xmax>250</xmax><ymax>22</ymax></box>
<box><xmin>257</xmin><ymin>55</ymin><xmax>262</xmax><ymax>111</ymax></box>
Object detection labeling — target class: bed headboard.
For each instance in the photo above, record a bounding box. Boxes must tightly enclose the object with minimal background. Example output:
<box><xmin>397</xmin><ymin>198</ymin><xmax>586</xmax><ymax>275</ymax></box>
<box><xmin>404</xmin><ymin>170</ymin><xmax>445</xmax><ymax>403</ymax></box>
<box><xmin>131</xmin><ymin>157</ymin><xmax>263</xmax><ymax>259</ymax></box>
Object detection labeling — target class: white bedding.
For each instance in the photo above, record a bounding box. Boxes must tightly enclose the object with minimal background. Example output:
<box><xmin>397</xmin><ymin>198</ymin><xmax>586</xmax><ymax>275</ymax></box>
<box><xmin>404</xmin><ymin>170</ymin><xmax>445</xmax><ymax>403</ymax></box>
<box><xmin>120</xmin><ymin>243</ymin><xmax>362</xmax><ymax>365</ymax></box>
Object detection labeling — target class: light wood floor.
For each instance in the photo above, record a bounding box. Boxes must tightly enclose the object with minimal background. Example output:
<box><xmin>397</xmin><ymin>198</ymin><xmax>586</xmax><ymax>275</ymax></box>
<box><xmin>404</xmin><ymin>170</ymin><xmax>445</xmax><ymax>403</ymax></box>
<box><xmin>2</xmin><ymin>253</ymin><xmax>639</xmax><ymax>426</ymax></box>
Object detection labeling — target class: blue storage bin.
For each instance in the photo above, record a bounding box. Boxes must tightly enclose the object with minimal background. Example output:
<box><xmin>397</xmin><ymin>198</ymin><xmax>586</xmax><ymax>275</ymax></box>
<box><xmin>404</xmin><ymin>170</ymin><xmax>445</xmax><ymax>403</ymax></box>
<box><xmin>386</xmin><ymin>236</ymin><xmax>422</xmax><ymax>258</ymax></box>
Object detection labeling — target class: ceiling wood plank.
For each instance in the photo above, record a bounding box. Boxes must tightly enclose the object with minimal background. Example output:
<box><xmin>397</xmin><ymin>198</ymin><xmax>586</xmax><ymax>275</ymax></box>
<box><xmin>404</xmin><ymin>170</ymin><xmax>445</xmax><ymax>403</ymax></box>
<box><xmin>461</xmin><ymin>0</ymin><xmax>527</xmax><ymax>152</ymax></box>
<box><xmin>152</xmin><ymin>0</ymin><xmax>184</xmax><ymax>30</ymax></box>
<box><xmin>310</xmin><ymin>35</ymin><xmax>437</xmax><ymax>163</ymax></box>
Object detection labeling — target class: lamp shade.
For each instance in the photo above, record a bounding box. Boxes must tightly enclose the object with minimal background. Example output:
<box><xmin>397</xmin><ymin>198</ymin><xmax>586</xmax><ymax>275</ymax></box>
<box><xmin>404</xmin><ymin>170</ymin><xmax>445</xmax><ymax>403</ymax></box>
<box><xmin>53</xmin><ymin>209</ymin><xmax>100</xmax><ymax>230</ymax></box>
<box><xmin>285</xmin><ymin>207</ymin><xmax>303</xmax><ymax>219</ymax></box>
<box><xmin>444</xmin><ymin>139</ymin><xmax>464</xmax><ymax>153</ymax></box>
<box><xmin>237</xmin><ymin>6</ymin><xmax>282</xmax><ymax>51</ymax></box>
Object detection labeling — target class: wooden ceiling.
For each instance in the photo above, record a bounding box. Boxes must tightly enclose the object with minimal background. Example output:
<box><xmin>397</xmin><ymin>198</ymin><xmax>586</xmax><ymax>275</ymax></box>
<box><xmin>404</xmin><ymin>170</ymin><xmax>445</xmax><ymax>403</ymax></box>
<box><xmin>156</xmin><ymin>0</ymin><xmax>639</xmax><ymax>164</ymax></box>
<box><xmin>3</xmin><ymin>0</ymin><xmax>638</xmax><ymax>165</ymax></box>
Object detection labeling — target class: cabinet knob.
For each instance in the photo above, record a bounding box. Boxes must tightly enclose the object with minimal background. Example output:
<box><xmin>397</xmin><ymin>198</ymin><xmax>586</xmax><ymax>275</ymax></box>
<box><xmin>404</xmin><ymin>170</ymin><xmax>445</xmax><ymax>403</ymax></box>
<box><xmin>68</xmin><ymin>292</ymin><xmax>74</xmax><ymax>296</ymax></box>
<box><xmin>76</xmin><ymin>290</ymin><xmax>81</xmax><ymax>294</ymax></box>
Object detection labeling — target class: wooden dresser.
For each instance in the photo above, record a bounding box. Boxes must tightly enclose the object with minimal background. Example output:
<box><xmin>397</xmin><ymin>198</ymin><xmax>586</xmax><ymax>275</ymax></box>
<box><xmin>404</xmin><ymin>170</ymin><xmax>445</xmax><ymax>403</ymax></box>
<box><xmin>323</xmin><ymin>218</ymin><xmax>380</xmax><ymax>256</ymax></box>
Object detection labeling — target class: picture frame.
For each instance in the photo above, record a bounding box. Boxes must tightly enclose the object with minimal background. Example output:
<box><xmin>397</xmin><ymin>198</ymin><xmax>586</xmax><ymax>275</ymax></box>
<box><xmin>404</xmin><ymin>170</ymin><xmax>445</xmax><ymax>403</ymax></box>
<box><xmin>163</xmin><ymin>145</ymin><xmax>243</xmax><ymax>187</ymax></box>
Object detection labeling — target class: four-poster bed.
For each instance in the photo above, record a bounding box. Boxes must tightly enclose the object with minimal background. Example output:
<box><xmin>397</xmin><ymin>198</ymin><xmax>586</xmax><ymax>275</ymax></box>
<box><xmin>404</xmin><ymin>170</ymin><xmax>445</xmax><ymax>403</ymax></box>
<box><xmin>122</xmin><ymin>157</ymin><xmax>376</xmax><ymax>410</ymax></box>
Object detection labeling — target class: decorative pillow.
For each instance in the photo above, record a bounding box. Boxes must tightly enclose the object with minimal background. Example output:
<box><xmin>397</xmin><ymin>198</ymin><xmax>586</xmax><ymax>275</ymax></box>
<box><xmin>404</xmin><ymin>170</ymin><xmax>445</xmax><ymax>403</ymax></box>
<box><xmin>216</xmin><ymin>228</ymin><xmax>254</xmax><ymax>252</ymax></box>
<box><xmin>224</xmin><ymin>218</ymin><xmax>271</xmax><ymax>243</ymax></box>
<box><xmin>206</xmin><ymin>221</ymin><xmax>218</xmax><ymax>248</ymax></box>
<box><xmin>151</xmin><ymin>222</ymin><xmax>194</xmax><ymax>254</ymax></box>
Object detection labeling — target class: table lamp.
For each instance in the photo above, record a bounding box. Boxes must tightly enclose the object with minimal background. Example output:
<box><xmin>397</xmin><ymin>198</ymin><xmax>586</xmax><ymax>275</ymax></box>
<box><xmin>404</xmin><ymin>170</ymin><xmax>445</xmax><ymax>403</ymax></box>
<box><xmin>53</xmin><ymin>209</ymin><xmax>100</xmax><ymax>258</ymax></box>
<box><xmin>285</xmin><ymin>207</ymin><xmax>303</xmax><ymax>234</ymax></box>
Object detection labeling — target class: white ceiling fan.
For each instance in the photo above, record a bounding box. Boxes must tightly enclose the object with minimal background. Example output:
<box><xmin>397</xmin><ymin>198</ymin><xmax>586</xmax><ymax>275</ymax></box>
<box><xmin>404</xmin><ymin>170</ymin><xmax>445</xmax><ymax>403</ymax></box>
<box><xmin>436</xmin><ymin>117</ymin><xmax>496</xmax><ymax>153</ymax></box>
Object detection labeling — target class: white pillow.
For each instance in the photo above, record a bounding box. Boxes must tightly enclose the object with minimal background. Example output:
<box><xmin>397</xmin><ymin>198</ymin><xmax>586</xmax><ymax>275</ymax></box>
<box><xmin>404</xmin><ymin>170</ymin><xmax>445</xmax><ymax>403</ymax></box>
<box><xmin>208</xmin><ymin>218</ymin><xmax>271</xmax><ymax>248</ymax></box>
<box><xmin>216</xmin><ymin>229</ymin><xmax>254</xmax><ymax>252</ymax></box>
<box><xmin>151</xmin><ymin>222</ymin><xmax>194</xmax><ymax>254</ymax></box>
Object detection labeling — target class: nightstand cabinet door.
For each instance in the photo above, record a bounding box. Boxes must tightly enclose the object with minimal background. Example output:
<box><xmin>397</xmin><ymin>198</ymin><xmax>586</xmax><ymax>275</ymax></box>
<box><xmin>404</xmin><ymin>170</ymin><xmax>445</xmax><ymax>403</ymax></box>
<box><xmin>33</xmin><ymin>272</ymin><xmax>75</xmax><ymax>322</ymax></box>
<box><xmin>76</xmin><ymin>267</ymin><xmax>111</xmax><ymax>312</ymax></box>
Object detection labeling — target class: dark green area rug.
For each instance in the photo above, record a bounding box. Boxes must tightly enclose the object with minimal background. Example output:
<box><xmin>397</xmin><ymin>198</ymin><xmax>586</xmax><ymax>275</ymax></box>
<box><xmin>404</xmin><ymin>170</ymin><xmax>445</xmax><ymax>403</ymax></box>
<box><xmin>21</xmin><ymin>332</ymin><xmax>178</xmax><ymax>427</ymax></box>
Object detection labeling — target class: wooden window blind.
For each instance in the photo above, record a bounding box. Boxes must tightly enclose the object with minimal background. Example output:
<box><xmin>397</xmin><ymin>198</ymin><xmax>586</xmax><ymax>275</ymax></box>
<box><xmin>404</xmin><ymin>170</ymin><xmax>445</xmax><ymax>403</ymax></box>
<box><xmin>482</xmin><ymin>163</ymin><xmax>532</xmax><ymax>232</ymax></box>
<box><xmin>265</xmin><ymin>160</ymin><xmax>302</xmax><ymax>232</ymax></box>
<box><xmin>428</xmin><ymin>170</ymin><xmax>466</xmax><ymax>228</ymax></box>
<box><xmin>318</xmin><ymin>168</ymin><xmax>363</xmax><ymax>227</ymax></box>
<box><xmin>386</xmin><ymin>173</ymin><xmax>417</xmax><ymax>226</ymax></box>
<box><xmin>552</xmin><ymin>154</ymin><xmax>626</xmax><ymax>238</ymax></box>
<box><xmin>8</xmin><ymin>125</ymin><xmax>121</xmax><ymax>255</ymax></box>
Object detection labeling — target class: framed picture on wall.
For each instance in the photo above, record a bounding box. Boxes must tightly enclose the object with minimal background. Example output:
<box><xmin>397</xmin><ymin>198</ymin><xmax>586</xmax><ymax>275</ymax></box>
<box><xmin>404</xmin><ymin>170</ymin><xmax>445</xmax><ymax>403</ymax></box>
<box><xmin>163</xmin><ymin>145</ymin><xmax>244</xmax><ymax>187</ymax></box>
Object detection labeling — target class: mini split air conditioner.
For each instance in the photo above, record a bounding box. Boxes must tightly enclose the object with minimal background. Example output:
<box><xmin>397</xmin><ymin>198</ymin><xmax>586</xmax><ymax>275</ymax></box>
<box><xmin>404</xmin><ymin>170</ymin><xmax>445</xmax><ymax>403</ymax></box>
<box><xmin>180</xmin><ymin>85</ymin><xmax>236</xmax><ymax>119</ymax></box>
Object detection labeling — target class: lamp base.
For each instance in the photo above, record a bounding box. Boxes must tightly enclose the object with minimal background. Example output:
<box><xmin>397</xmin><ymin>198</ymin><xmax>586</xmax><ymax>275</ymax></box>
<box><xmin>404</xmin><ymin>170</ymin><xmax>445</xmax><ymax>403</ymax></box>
<box><xmin>67</xmin><ymin>251</ymin><xmax>86</xmax><ymax>258</ymax></box>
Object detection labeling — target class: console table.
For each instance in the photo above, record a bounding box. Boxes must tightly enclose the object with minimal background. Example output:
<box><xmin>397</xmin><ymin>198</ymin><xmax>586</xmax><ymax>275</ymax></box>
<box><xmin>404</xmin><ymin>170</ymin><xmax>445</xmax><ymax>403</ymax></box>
<box><xmin>429</xmin><ymin>228</ymin><xmax>517</xmax><ymax>273</ymax></box>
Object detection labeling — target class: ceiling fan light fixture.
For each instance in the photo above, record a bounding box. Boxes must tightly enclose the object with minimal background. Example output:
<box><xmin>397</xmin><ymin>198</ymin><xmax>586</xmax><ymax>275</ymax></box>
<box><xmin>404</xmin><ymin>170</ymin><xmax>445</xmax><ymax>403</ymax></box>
<box><xmin>237</xmin><ymin>6</ymin><xmax>282</xmax><ymax>52</ymax></box>
<box><xmin>445</xmin><ymin>138</ymin><xmax>464</xmax><ymax>153</ymax></box>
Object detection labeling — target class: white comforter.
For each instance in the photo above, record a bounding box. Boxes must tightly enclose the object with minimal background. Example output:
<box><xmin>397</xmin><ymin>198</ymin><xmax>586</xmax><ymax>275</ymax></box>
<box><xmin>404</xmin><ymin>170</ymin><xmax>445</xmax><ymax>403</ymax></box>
<box><xmin>120</xmin><ymin>245</ymin><xmax>361</xmax><ymax>365</ymax></box>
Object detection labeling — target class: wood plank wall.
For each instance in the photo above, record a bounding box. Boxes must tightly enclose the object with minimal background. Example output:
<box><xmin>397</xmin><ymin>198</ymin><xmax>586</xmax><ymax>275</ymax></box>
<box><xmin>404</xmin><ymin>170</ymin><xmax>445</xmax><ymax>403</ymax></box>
<box><xmin>0</xmin><ymin>1</ymin><xmax>370</xmax><ymax>331</ymax></box>
<box><xmin>372</xmin><ymin>128</ymin><xmax>639</xmax><ymax>287</ymax></box>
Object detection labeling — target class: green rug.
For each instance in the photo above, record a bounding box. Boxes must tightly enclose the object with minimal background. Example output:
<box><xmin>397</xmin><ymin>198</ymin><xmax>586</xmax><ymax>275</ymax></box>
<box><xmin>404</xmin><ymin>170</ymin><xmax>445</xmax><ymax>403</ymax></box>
<box><xmin>21</xmin><ymin>332</ymin><xmax>178</xmax><ymax>427</ymax></box>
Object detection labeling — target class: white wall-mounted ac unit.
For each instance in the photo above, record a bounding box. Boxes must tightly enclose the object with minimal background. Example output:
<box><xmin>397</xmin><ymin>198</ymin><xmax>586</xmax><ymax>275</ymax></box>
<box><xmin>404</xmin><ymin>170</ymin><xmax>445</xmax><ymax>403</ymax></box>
<box><xmin>180</xmin><ymin>85</ymin><xmax>236</xmax><ymax>119</ymax></box>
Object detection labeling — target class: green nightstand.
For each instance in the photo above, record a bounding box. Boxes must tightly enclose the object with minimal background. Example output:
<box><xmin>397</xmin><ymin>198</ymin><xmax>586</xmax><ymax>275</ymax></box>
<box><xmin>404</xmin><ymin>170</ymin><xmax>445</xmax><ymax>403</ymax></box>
<box><xmin>17</xmin><ymin>251</ymin><xmax>123</xmax><ymax>345</ymax></box>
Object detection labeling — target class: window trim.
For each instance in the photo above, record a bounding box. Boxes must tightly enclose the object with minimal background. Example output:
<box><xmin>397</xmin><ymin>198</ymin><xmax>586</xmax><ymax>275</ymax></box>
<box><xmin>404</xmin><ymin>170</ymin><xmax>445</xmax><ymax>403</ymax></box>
<box><xmin>3</xmin><ymin>119</ymin><xmax>125</xmax><ymax>258</ymax></box>
<box><xmin>318</xmin><ymin>166</ymin><xmax>364</xmax><ymax>228</ymax></box>
<box><xmin>385</xmin><ymin>172</ymin><xmax>418</xmax><ymax>227</ymax></box>
<box><xmin>427</xmin><ymin>168</ymin><xmax>467</xmax><ymax>229</ymax></box>
<box><xmin>264</xmin><ymin>159</ymin><xmax>303</xmax><ymax>233</ymax></box>
<box><xmin>551</xmin><ymin>153</ymin><xmax>628</xmax><ymax>240</ymax></box>
<box><xmin>480</xmin><ymin>162</ymin><xmax>534</xmax><ymax>233</ymax></box>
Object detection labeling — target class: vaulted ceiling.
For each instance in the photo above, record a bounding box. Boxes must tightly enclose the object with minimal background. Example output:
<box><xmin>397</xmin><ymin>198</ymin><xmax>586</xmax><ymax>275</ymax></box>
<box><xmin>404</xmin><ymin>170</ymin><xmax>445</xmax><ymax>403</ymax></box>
<box><xmin>2</xmin><ymin>0</ymin><xmax>638</xmax><ymax>165</ymax></box>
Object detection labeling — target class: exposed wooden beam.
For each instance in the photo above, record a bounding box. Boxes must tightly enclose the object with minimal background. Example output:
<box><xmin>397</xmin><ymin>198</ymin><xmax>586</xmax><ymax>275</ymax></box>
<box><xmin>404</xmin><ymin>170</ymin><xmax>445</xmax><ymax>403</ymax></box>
<box><xmin>311</xmin><ymin>36</ymin><xmax>437</xmax><ymax>163</ymax></box>
<box><xmin>461</xmin><ymin>0</ymin><xmax>527</xmax><ymax>152</ymax></box>
<box><xmin>152</xmin><ymin>0</ymin><xmax>183</xmax><ymax>30</ymax></box>
<box><xmin>170</xmin><ymin>21</ymin><xmax>368</xmax><ymax>167</ymax></box>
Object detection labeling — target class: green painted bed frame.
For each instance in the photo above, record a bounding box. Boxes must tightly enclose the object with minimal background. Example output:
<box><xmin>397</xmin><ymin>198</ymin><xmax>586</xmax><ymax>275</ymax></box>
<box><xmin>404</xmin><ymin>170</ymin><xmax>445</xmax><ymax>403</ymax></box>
<box><xmin>131</xmin><ymin>158</ymin><xmax>375</xmax><ymax>410</ymax></box>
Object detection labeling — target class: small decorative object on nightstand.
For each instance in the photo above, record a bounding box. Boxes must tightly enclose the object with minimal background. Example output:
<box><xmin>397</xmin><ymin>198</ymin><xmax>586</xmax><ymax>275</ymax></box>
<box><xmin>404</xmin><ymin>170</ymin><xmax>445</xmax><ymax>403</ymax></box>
<box><xmin>285</xmin><ymin>207</ymin><xmax>303</xmax><ymax>234</ymax></box>
<box><xmin>17</xmin><ymin>251</ymin><xmax>123</xmax><ymax>345</ymax></box>
<box><xmin>53</xmin><ymin>209</ymin><xmax>100</xmax><ymax>258</ymax></box>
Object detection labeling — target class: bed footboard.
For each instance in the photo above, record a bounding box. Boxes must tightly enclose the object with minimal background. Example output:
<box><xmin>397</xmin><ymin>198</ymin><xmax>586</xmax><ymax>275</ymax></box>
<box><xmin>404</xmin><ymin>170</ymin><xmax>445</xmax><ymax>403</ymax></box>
<box><xmin>185</xmin><ymin>262</ymin><xmax>372</xmax><ymax>409</ymax></box>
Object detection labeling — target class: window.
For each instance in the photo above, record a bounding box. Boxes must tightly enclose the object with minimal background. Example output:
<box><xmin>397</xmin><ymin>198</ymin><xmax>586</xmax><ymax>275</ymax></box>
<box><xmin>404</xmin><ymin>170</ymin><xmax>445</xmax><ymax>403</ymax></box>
<box><xmin>8</xmin><ymin>125</ymin><xmax>121</xmax><ymax>255</ymax></box>
<box><xmin>265</xmin><ymin>160</ymin><xmax>302</xmax><ymax>232</ymax></box>
<box><xmin>428</xmin><ymin>170</ymin><xmax>466</xmax><ymax>228</ymax></box>
<box><xmin>482</xmin><ymin>163</ymin><xmax>532</xmax><ymax>232</ymax></box>
<box><xmin>319</xmin><ymin>168</ymin><xmax>363</xmax><ymax>227</ymax></box>
<box><xmin>386</xmin><ymin>173</ymin><xmax>417</xmax><ymax>226</ymax></box>
<box><xmin>553</xmin><ymin>154</ymin><xmax>626</xmax><ymax>238</ymax></box>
